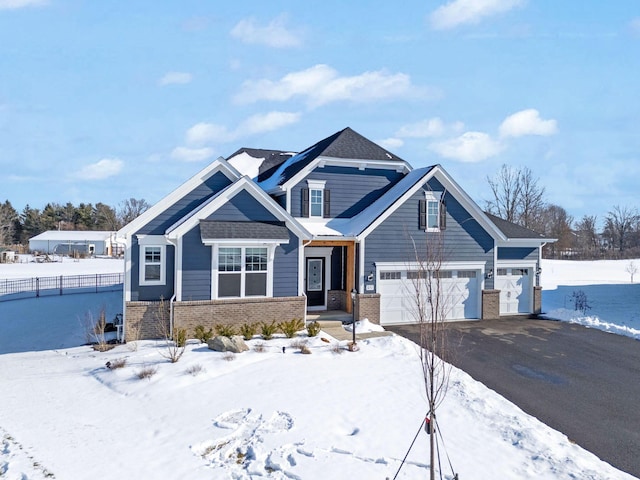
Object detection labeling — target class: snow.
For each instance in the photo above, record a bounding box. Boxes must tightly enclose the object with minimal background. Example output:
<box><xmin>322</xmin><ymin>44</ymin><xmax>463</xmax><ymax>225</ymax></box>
<box><xmin>541</xmin><ymin>259</ymin><xmax>640</xmax><ymax>340</ymax></box>
<box><xmin>0</xmin><ymin>258</ymin><xmax>637</xmax><ymax>479</ymax></box>
<box><xmin>227</xmin><ymin>151</ymin><xmax>262</xmax><ymax>179</ymax></box>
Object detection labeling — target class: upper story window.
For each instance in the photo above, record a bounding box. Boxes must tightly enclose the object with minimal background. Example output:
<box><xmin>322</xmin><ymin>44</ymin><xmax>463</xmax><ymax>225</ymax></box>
<box><xmin>302</xmin><ymin>179</ymin><xmax>330</xmax><ymax>218</ymax></box>
<box><xmin>419</xmin><ymin>191</ymin><xmax>446</xmax><ymax>232</ymax></box>
<box><xmin>139</xmin><ymin>243</ymin><xmax>166</xmax><ymax>286</ymax></box>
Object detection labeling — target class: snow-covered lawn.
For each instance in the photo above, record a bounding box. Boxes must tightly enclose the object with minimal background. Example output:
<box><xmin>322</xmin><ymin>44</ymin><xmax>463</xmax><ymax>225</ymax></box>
<box><xmin>0</xmin><ymin>258</ymin><xmax>637</xmax><ymax>479</ymax></box>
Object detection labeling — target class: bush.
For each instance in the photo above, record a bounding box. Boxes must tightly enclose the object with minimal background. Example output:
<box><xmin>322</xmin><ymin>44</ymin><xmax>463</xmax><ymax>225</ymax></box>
<box><xmin>106</xmin><ymin>358</ymin><xmax>127</xmax><ymax>370</ymax></box>
<box><xmin>306</xmin><ymin>320</ymin><xmax>321</xmax><ymax>337</ymax></box>
<box><xmin>239</xmin><ymin>322</ymin><xmax>258</xmax><ymax>341</ymax></box>
<box><xmin>194</xmin><ymin>325</ymin><xmax>214</xmax><ymax>344</ymax></box>
<box><xmin>571</xmin><ymin>290</ymin><xmax>591</xmax><ymax>314</ymax></box>
<box><xmin>222</xmin><ymin>352</ymin><xmax>236</xmax><ymax>362</ymax></box>
<box><xmin>185</xmin><ymin>364</ymin><xmax>205</xmax><ymax>376</ymax></box>
<box><xmin>253</xmin><ymin>342</ymin><xmax>266</xmax><ymax>353</ymax></box>
<box><xmin>136</xmin><ymin>365</ymin><xmax>158</xmax><ymax>380</ymax></box>
<box><xmin>173</xmin><ymin>328</ymin><xmax>187</xmax><ymax>348</ymax></box>
<box><xmin>260</xmin><ymin>320</ymin><xmax>279</xmax><ymax>340</ymax></box>
<box><xmin>215</xmin><ymin>324</ymin><xmax>237</xmax><ymax>338</ymax></box>
<box><xmin>279</xmin><ymin>318</ymin><xmax>305</xmax><ymax>338</ymax></box>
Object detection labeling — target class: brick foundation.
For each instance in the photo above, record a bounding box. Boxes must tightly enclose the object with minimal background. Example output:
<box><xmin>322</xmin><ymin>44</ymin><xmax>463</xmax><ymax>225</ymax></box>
<box><xmin>533</xmin><ymin>286</ymin><xmax>542</xmax><ymax>315</ymax></box>
<box><xmin>482</xmin><ymin>289</ymin><xmax>500</xmax><ymax>320</ymax></box>
<box><xmin>125</xmin><ymin>296</ymin><xmax>306</xmax><ymax>341</ymax></box>
<box><xmin>355</xmin><ymin>293</ymin><xmax>381</xmax><ymax>324</ymax></box>
<box><xmin>327</xmin><ymin>290</ymin><xmax>347</xmax><ymax>311</ymax></box>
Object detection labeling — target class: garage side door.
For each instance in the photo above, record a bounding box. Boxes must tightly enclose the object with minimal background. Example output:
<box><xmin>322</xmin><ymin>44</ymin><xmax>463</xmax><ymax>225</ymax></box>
<box><xmin>495</xmin><ymin>268</ymin><xmax>531</xmax><ymax>314</ymax></box>
<box><xmin>378</xmin><ymin>269</ymin><xmax>479</xmax><ymax>325</ymax></box>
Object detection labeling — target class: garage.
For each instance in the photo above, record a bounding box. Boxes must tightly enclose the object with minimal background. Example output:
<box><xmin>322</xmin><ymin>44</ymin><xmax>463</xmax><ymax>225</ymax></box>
<box><xmin>378</xmin><ymin>267</ymin><xmax>481</xmax><ymax>325</ymax></box>
<box><xmin>495</xmin><ymin>267</ymin><xmax>532</xmax><ymax>314</ymax></box>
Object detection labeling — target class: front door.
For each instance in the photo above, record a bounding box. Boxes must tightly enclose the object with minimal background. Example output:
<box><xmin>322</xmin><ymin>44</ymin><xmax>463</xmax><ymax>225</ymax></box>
<box><xmin>306</xmin><ymin>257</ymin><xmax>325</xmax><ymax>307</ymax></box>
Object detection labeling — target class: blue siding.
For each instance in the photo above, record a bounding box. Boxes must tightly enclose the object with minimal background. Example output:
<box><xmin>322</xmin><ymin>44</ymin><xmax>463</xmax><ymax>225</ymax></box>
<box><xmin>181</xmin><ymin>226</ymin><xmax>211</xmax><ymax>300</ymax></box>
<box><xmin>130</xmin><ymin>238</ymin><xmax>175</xmax><ymax>301</ymax></box>
<box><xmin>207</xmin><ymin>190</ymin><xmax>278</xmax><ymax>222</ymax></box>
<box><xmin>364</xmin><ymin>178</ymin><xmax>495</xmax><ymax>292</ymax></box>
<box><xmin>138</xmin><ymin>171</ymin><xmax>233</xmax><ymax>235</ymax></box>
<box><xmin>290</xmin><ymin>166</ymin><xmax>403</xmax><ymax>218</ymax></box>
<box><xmin>273</xmin><ymin>231</ymin><xmax>299</xmax><ymax>297</ymax></box>
<box><xmin>498</xmin><ymin>247</ymin><xmax>537</xmax><ymax>261</ymax></box>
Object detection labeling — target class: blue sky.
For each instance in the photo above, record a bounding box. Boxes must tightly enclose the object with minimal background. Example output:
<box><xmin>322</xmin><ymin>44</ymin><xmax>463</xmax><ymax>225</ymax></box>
<box><xmin>1</xmin><ymin>0</ymin><xmax>639</xmax><ymax>225</ymax></box>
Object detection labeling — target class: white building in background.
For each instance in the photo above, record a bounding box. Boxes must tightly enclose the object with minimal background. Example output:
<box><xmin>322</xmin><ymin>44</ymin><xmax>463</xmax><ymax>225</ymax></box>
<box><xmin>28</xmin><ymin>231</ymin><xmax>117</xmax><ymax>256</ymax></box>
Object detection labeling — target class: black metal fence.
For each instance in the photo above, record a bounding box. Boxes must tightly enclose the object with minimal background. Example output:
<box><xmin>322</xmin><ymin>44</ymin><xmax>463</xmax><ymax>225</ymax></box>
<box><xmin>0</xmin><ymin>273</ymin><xmax>124</xmax><ymax>301</ymax></box>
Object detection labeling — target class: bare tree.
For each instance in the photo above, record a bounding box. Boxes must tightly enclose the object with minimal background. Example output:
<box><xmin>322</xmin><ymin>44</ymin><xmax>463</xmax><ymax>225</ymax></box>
<box><xmin>486</xmin><ymin>164</ymin><xmax>547</xmax><ymax>231</ymax></box>
<box><xmin>118</xmin><ymin>198</ymin><xmax>150</xmax><ymax>226</ymax></box>
<box><xmin>575</xmin><ymin>215</ymin><xmax>600</xmax><ymax>258</ymax></box>
<box><xmin>407</xmin><ymin>231</ymin><xmax>453</xmax><ymax>480</ymax></box>
<box><xmin>539</xmin><ymin>204</ymin><xmax>574</xmax><ymax>258</ymax></box>
<box><xmin>626</xmin><ymin>261</ymin><xmax>638</xmax><ymax>283</ymax></box>
<box><xmin>604</xmin><ymin>205</ymin><xmax>638</xmax><ymax>253</ymax></box>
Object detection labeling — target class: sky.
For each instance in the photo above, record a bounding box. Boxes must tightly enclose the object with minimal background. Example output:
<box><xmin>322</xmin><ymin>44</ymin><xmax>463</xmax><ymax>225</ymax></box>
<box><xmin>1</xmin><ymin>0</ymin><xmax>639</xmax><ymax>226</ymax></box>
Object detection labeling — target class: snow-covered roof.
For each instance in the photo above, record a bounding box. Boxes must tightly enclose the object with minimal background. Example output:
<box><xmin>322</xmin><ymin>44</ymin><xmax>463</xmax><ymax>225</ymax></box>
<box><xmin>29</xmin><ymin>231</ymin><xmax>114</xmax><ymax>242</ymax></box>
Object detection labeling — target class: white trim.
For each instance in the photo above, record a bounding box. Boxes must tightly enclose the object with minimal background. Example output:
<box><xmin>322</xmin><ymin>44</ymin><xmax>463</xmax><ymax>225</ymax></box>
<box><xmin>304</xmin><ymin>247</ymin><xmax>332</xmax><ymax>310</ymax></box>
<box><xmin>175</xmin><ymin>237</ymin><xmax>183</xmax><ymax>301</ymax></box>
<box><xmin>375</xmin><ymin>260</ymin><xmax>487</xmax><ymax>270</ymax></box>
<box><xmin>138</xmin><ymin>244</ymin><xmax>167</xmax><ymax>287</ymax></box>
<box><xmin>202</xmin><ymin>238</ymin><xmax>287</xmax><ymax>246</ymax></box>
<box><xmin>166</xmin><ymin>176</ymin><xmax>311</xmax><ymax>242</ymax></box>
<box><xmin>117</xmin><ymin>158</ymin><xmax>241</xmax><ymax>239</ymax></box>
<box><xmin>211</xmin><ymin>244</ymin><xmax>275</xmax><ymax>299</ymax></box>
<box><xmin>424</xmin><ymin>190</ymin><xmax>443</xmax><ymax>233</ymax></box>
<box><xmin>306</xmin><ymin>179</ymin><xmax>326</xmax><ymax>189</ymax></box>
<box><xmin>358</xmin><ymin>238</ymin><xmax>365</xmax><ymax>293</ymax></box>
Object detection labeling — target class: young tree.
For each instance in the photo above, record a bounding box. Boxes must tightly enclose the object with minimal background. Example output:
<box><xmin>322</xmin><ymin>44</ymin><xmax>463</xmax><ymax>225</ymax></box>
<box><xmin>407</xmin><ymin>231</ymin><xmax>452</xmax><ymax>480</ymax></box>
<box><xmin>626</xmin><ymin>261</ymin><xmax>637</xmax><ymax>283</ymax></box>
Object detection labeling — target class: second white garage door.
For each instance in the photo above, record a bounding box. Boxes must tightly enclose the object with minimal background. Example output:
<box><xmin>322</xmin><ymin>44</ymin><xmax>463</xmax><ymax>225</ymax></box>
<box><xmin>378</xmin><ymin>269</ymin><xmax>480</xmax><ymax>325</ymax></box>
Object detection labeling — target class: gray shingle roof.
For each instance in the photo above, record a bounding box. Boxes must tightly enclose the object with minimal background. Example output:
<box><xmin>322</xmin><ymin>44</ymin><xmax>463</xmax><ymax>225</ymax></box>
<box><xmin>199</xmin><ymin>221</ymin><xmax>289</xmax><ymax>241</ymax></box>
<box><xmin>484</xmin><ymin>212</ymin><xmax>546</xmax><ymax>239</ymax></box>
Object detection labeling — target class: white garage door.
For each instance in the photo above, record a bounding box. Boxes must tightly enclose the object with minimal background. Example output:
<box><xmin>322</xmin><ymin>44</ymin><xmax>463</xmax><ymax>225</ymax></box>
<box><xmin>378</xmin><ymin>269</ymin><xmax>480</xmax><ymax>325</ymax></box>
<box><xmin>495</xmin><ymin>267</ymin><xmax>531</xmax><ymax>314</ymax></box>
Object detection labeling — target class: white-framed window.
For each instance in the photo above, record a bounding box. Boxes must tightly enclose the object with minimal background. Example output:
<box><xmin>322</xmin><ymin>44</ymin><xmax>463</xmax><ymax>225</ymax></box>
<box><xmin>305</xmin><ymin>179</ymin><xmax>328</xmax><ymax>218</ymax></box>
<box><xmin>216</xmin><ymin>246</ymin><xmax>270</xmax><ymax>298</ymax></box>
<box><xmin>420</xmin><ymin>191</ymin><xmax>444</xmax><ymax>232</ymax></box>
<box><xmin>310</xmin><ymin>189</ymin><xmax>323</xmax><ymax>217</ymax></box>
<box><xmin>139</xmin><ymin>244</ymin><xmax>166</xmax><ymax>286</ymax></box>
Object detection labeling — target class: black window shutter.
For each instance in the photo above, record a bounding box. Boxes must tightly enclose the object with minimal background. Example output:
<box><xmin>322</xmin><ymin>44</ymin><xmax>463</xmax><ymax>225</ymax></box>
<box><xmin>302</xmin><ymin>188</ymin><xmax>309</xmax><ymax>217</ymax></box>
<box><xmin>419</xmin><ymin>199</ymin><xmax>427</xmax><ymax>230</ymax></box>
<box><xmin>440</xmin><ymin>199</ymin><xmax>447</xmax><ymax>230</ymax></box>
<box><xmin>323</xmin><ymin>189</ymin><xmax>331</xmax><ymax>217</ymax></box>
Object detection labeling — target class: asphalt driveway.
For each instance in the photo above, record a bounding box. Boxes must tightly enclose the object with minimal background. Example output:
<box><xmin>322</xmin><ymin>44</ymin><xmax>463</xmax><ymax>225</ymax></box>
<box><xmin>388</xmin><ymin>318</ymin><xmax>640</xmax><ymax>478</ymax></box>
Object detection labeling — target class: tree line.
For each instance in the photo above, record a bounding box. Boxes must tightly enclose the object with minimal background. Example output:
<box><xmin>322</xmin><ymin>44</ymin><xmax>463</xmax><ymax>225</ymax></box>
<box><xmin>0</xmin><ymin>198</ymin><xmax>150</xmax><ymax>246</ymax></box>
<box><xmin>486</xmin><ymin>165</ymin><xmax>640</xmax><ymax>260</ymax></box>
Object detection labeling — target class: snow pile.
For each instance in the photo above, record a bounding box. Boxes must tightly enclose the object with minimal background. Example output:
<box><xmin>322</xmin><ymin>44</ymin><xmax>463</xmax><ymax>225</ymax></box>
<box><xmin>343</xmin><ymin>317</ymin><xmax>385</xmax><ymax>333</ymax></box>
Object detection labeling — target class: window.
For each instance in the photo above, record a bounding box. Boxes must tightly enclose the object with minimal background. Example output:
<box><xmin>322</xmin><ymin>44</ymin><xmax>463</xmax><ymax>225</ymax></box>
<box><xmin>310</xmin><ymin>189</ymin><xmax>323</xmax><ymax>217</ymax></box>
<box><xmin>457</xmin><ymin>270</ymin><xmax>477</xmax><ymax>279</ymax></box>
<box><xmin>419</xmin><ymin>192</ymin><xmax>446</xmax><ymax>232</ymax></box>
<box><xmin>218</xmin><ymin>247</ymin><xmax>268</xmax><ymax>298</ymax></box>
<box><xmin>302</xmin><ymin>180</ymin><xmax>329</xmax><ymax>218</ymax></box>
<box><xmin>380</xmin><ymin>271</ymin><xmax>402</xmax><ymax>280</ymax></box>
<box><xmin>140</xmin><ymin>245</ymin><xmax>165</xmax><ymax>286</ymax></box>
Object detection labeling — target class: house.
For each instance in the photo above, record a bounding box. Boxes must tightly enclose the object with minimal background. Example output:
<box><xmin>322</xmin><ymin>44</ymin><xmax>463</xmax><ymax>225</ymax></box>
<box><xmin>28</xmin><ymin>230</ymin><xmax>117</xmax><ymax>256</ymax></box>
<box><xmin>116</xmin><ymin>128</ymin><xmax>553</xmax><ymax>340</ymax></box>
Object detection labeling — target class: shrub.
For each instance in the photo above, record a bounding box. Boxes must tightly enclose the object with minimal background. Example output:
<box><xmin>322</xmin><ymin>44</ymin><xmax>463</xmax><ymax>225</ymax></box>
<box><xmin>290</xmin><ymin>338</ymin><xmax>308</xmax><ymax>350</ymax></box>
<box><xmin>185</xmin><ymin>364</ymin><xmax>205</xmax><ymax>376</ymax></box>
<box><xmin>253</xmin><ymin>342</ymin><xmax>266</xmax><ymax>353</ymax></box>
<box><xmin>306</xmin><ymin>320</ymin><xmax>321</xmax><ymax>337</ymax></box>
<box><xmin>260</xmin><ymin>320</ymin><xmax>279</xmax><ymax>340</ymax></box>
<box><xmin>215</xmin><ymin>324</ymin><xmax>237</xmax><ymax>338</ymax></box>
<box><xmin>222</xmin><ymin>352</ymin><xmax>236</xmax><ymax>362</ymax></box>
<box><xmin>239</xmin><ymin>322</ymin><xmax>258</xmax><ymax>341</ymax></box>
<box><xmin>331</xmin><ymin>342</ymin><xmax>344</xmax><ymax>354</ymax></box>
<box><xmin>136</xmin><ymin>365</ymin><xmax>158</xmax><ymax>380</ymax></box>
<box><xmin>279</xmin><ymin>318</ymin><xmax>305</xmax><ymax>338</ymax></box>
<box><xmin>173</xmin><ymin>328</ymin><xmax>187</xmax><ymax>348</ymax></box>
<box><xmin>106</xmin><ymin>358</ymin><xmax>127</xmax><ymax>370</ymax></box>
<box><xmin>194</xmin><ymin>325</ymin><xmax>214</xmax><ymax>344</ymax></box>
<box><xmin>571</xmin><ymin>290</ymin><xmax>591</xmax><ymax>315</ymax></box>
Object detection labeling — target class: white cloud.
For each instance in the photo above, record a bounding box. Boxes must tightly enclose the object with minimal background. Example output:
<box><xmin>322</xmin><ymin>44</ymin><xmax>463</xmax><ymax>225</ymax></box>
<box><xmin>430</xmin><ymin>0</ymin><xmax>525</xmax><ymax>30</ymax></box>
<box><xmin>0</xmin><ymin>0</ymin><xmax>47</xmax><ymax>9</ymax></box>
<box><xmin>629</xmin><ymin>17</ymin><xmax>640</xmax><ymax>36</ymax></box>
<box><xmin>184</xmin><ymin>111</ymin><xmax>301</xmax><ymax>147</ymax></box>
<box><xmin>76</xmin><ymin>158</ymin><xmax>123</xmax><ymax>180</ymax></box>
<box><xmin>235</xmin><ymin>64</ymin><xmax>427</xmax><ymax>108</ymax></box>
<box><xmin>170</xmin><ymin>146</ymin><xmax>215</xmax><ymax>163</ymax></box>
<box><xmin>395</xmin><ymin>117</ymin><xmax>465</xmax><ymax>139</ymax></box>
<box><xmin>429</xmin><ymin>132</ymin><xmax>503</xmax><ymax>162</ymax></box>
<box><xmin>158</xmin><ymin>72</ymin><xmax>193</xmax><ymax>86</ymax></box>
<box><xmin>378</xmin><ymin>138</ymin><xmax>404</xmax><ymax>150</ymax></box>
<box><xmin>230</xmin><ymin>14</ymin><xmax>302</xmax><ymax>48</ymax></box>
<box><xmin>499</xmin><ymin>109</ymin><xmax>558</xmax><ymax>138</ymax></box>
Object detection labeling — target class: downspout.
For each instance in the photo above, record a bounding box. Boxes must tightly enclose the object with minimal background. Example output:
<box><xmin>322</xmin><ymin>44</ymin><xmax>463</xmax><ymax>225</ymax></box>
<box><xmin>169</xmin><ymin>294</ymin><xmax>176</xmax><ymax>338</ymax></box>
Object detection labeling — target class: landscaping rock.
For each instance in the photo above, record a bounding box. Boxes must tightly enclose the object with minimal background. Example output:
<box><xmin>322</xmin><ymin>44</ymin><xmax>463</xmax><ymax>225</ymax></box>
<box><xmin>300</xmin><ymin>345</ymin><xmax>312</xmax><ymax>355</ymax></box>
<box><xmin>207</xmin><ymin>335</ymin><xmax>249</xmax><ymax>353</ymax></box>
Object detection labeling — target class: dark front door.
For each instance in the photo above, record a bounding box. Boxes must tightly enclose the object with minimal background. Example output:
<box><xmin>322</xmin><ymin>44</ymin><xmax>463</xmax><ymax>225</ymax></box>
<box><xmin>306</xmin><ymin>257</ymin><xmax>325</xmax><ymax>307</ymax></box>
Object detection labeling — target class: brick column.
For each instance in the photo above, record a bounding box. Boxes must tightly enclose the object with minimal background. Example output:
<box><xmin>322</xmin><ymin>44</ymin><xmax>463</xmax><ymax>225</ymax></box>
<box><xmin>355</xmin><ymin>293</ymin><xmax>381</xmax><ymax>324</ymax></box>
<box><xmin>533</xmin><ymin>286</ymin><xmax>542</xmax><ymax>315</ymax></box>
<box><xmin>481</xmin><ymin>289</ymin><xmax>500</xmax><ymax>320</ymax></box>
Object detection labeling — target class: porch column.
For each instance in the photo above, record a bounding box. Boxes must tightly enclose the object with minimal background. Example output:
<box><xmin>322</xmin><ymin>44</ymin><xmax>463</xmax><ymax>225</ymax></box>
<box><xmin>345</xmin><ymin>241</ymin><xmax>355</xmax><ymax>314</ymax></box>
